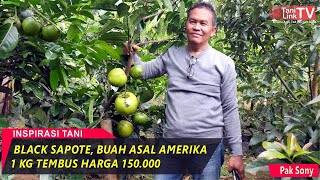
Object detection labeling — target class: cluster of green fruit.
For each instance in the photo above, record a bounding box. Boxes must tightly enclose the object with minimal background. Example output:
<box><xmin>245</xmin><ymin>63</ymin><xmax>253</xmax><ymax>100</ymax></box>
<box><xmin>4</xmin><ymin>10</ymin><xmax>60</xmax><ymax>42</ymax></box>
<box><xmin>107</xmin><ymin>65</ymin><xmax>148</xmax><ymax>138</ymax></box>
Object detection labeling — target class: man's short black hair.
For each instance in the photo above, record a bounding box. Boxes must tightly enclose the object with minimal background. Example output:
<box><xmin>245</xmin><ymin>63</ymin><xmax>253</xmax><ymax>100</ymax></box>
<box><xmin>187</xmin><ymin>1</ymin><xmax>217</xmax><ymax>27</ymax></box>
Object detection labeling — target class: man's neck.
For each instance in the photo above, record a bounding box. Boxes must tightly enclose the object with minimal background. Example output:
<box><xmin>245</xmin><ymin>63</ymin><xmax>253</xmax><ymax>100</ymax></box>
<box><xmin>187</xmin><ymin>43</ymin><xmax>209</xmax><ymax>57</ymax></box>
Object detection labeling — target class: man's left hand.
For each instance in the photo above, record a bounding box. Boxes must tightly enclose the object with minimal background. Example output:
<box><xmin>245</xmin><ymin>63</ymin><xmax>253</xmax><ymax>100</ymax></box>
<box><xmin>227</xmin><ymin>155</ymin><xmax>245</xmax><ymax>180</ymax></box>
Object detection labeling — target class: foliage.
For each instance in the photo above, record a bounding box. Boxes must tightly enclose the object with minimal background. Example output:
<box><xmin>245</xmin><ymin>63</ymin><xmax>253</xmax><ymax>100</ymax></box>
<box><xmin>217</xmin><ymin>0</ymin><xmax>320</xmax><ymax>156</ymax></box>
<box><xmin>246</xmin><ymin>133</ymin><xmax>320</xmax><ymax>174</ymax></box>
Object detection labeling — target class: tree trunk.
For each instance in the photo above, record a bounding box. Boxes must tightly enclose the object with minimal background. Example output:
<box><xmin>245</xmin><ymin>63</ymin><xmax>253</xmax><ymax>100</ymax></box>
<box><xmin>311</xmin><ymin>54</ymin><xmax>319</xmax><ymax>99</ymax></box>
<box><xmin>0</xmin><ymin>77</ymin><xmax>11</xmax><ymax>115</ymax></box>
<box><xmin>100</xmin><ymin>119</ymin><xmax>119</xmax><ymax>180</ymax></box>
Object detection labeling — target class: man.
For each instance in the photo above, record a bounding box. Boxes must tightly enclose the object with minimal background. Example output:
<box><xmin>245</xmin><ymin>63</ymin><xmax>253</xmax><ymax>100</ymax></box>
<box><xmin>125</xmin><ymin>2</ymin><xmax>245</xmax><ymax>180</ymax></box>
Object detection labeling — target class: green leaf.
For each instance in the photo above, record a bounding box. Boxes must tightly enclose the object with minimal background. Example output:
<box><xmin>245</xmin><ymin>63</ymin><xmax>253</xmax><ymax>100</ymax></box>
<box><xmin>274</xmin><ymin>142</ymin><xmax>290</xmax><ymax>155</ymax></box>
<box><xmin>249</xmin><ymin>134</ymin><xmax>265</xmax><ymax>146</ymax></box>
<box><xmin>0</xmin><ymin>23</ymin><xmax>19</xmax><ymax>59</ymax></box>
<box><xmin>276</xmin><ymin>40</ymin><xmax>285</xmax><ymax>49</ymax></box>
<box><xmin>293</xmin><ymin>150</ymin><xmax>311</xmax><ymax>160</ymax></box>
<box><xmin>45</xmin><ymin>50</ymin><xmax>57</xmax><ymax>60</ymax></box>
<box><xmin>29</xmin><ymin>83</ymin><xmax>44</xmax><ymax>100</ymax></box>
<box><xmin>313</xmin><ymin>28</ymin><xmax>320</xmax><ymax>45</ymax></box>
<box><xmin>307</xmin><ymin>95</ymin><xmax>320</xmax><ymax>105</ymax></box>
<box><xmin>0</xmin><ymin>115</ymin><xmax>9</xmax><ymax>128</ymax></box>
<box><xmin>50</xmin><ymin>68</ymin><xmax>60</xmax><ymax>91</ymax></box>
<box><xmin>94</xmin><ymin>40</ymin><xmax>120</xmax><ymax>60</ymax></box>
<box><xmin>179</xmin><ymin>0</ymin><xmax>185</xmax><ymax>19</ymax></box>
<box><xmin>262</xmin><ymin>141</ymin><xmax>282</xmax><ymax>151</ymax></box>
<box><xmin>245</xmin><ymin>160</ymin><xmax>270</xmax><ymax>174</ymax></box>
<box><xmin>258</xmin><ymin>149</ymin><xmax>288</xmax><ymax>160</ymax></box>
<box><xmin>79</xmin><ymin>11</ymin><xmax>94</xmax><ymax>20</ymax></box>
<box><xmin>67</xmin><ymin>24</ymin><xmax>82</xmax><ymax>41</ymax></box>
<box><xmin>59</xmin><ymin>66</ymin><xmax>68</xmax><ymax>89</ymax></box>
<box><xmin>63</xmin><ymin>99</ymin><xmax>81</xmax><ymax>112</ymax></box>
<box><xmin>56</xmin><ymin>0</ymin><xmax>68</xmax><ymax>10</ymax></box>
<box><xmin>262</xmin><ymin>141</ymin><xmax>273</xmax><ymax>149</ymax></box>
<box><xmin>242</xmin><ymin>0</ymin><xmax>255</xmax><ymax>7</ymax></box>
<box><xmin>91</xmin><ymin>0</ymin><xmax>116</xmax><ymax>10</ymax></box>
<box><xmin>87</xmin><ymin>119</ymin><xmax>101</xmax><ymax>128</ymax></box>
<box><xmin>246</xmin><ymin>158</ymin><xmax>287</xmax><ymax>175</ymax></box>
<box><xmin>274</xmin><ymin>32</ymin><xmax>283</xmax><ymax>39</ymax></box>
<box><xmin>29</xmin><ymin>107</ymin><xmax>47</xmax><ymax>125</ymax></box>
<box><xmin>39</xmin><ymin>59</ymin><xmax>51</xmax><ymax>66</ymax></box>
<box><xmin>128</xmin><ymin>9</ymin><xmax>142</xmax><ymax>35</ymax></box>
<box><xmin>156</xmin><ymin>0</ymin><xmax>163</xmax><ymax>8</ymax></box>
<box><xmin>0</xmin><ymin>0</ymin><xmax>20</xmax><ymax>6</ymax></box>
<box><xmin>140</xmin><ymin>89</ymin><xmax>154</xmax><ymax>103</ymax></box>
<box><xmin>88</xmin><ymin>98</ymin><xmax>95</xmax><ymax>124</ymax></box>
<box><xmin>99</xmin><ymin>32</ymin><xmax>127</xmax><ymax>45</ymax></box>
<box><xmin>310</xmin><ymin>130</ymin><xmax>319</xmax><ymax>143</ymax></box>
<box><xmin>91</xmin><ymin>46</ymin><xmax>108</xmax><ymax>61</ymax></box>
<box><xmin>68</xmin><ymin>118</ymin><xmax>86</xmax><ymax>128</ymax></box>
<box><xmin>287</xmin><ymin>133</ymin><xmax>300</xmax><ymax>153</ymax></box>
<box><xmin>117</xmin><ymin>3</ymin><xmax>130</xmax><ymax>17</ymax></box>
<box><xmin>308</xmin><ymin>155</ymin><xmax>320</xmax><ymax>164</ymax></box>
<box><xmin>50</xmin><ymin>104</ymin><xmax>60</xmax><ymax>117</ymax></box>
<box><xmin>99</xmin><ymin>19</ymin><xmax>124</xmax><ymax>34</ymax></box>
<box><xmin>162</xmin><ymin>0</ymin><xmax>173</xmax><ymax>11</ymax></box>
<box><xmin>284</xmin><ymin>123</ymin><xmax>304</xmax><ymax>133</ymax></box>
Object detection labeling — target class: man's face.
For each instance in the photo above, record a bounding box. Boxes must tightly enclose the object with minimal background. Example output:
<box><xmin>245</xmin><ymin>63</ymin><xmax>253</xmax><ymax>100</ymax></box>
<box><xmin>186</xmin><ymin>8</ymin><xmax>216</xmax><ymax>47</ymax></box>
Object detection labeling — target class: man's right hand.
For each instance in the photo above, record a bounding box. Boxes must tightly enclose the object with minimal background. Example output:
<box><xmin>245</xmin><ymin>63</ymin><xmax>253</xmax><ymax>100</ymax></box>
<box><xmin>123</xmin><ymin>40</ymin><xmax>139</xmax><ymax>55</ymax></box>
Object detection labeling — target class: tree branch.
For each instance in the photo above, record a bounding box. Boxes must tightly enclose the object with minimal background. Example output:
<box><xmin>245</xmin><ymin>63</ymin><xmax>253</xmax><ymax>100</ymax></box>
<box><xmin>255</xmin><ymin>31</ymin><xmax>304</xmax><ymax>107</ymax></box>
<box><xmin>142</xmin><ymin>9</ymin><xmax>165</xmax><ymax>21</ymax></box>
<box><xmin>271</xmin><ymin>65</ymin><xmax>304</xmax><ymax>107</ymax></box>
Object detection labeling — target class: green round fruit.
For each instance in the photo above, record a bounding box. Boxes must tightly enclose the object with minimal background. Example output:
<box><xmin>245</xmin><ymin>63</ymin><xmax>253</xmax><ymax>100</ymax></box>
<box><xmin>22</xmin><ymin>17</ymin><xmax>41</xmax><ymax>36</ymax></box>
<box><xmin>115</xmin><ymin>92</ymin><xmax>138</xmax><ymax>115</ymax></box>
<box><xmin>133</xmin><ymin>112</ymin><xmax>148</xmax><ymax>125</ymax></box>
<box><xmin>42</xmin><ymin>25</ymin><xmax>61</xmax><ymax>42</ymax></box>
<box><xmin>107</xmin><ymin>68</ymin><xmax>127</xmax><ymax>87</ymax></box>
<box><xmin>130</xmin><ymin>65</ymin><xmax>144</xmax><ymax>79</ymax></box>
<box><xmin>117</xmin><ymin>120</ymin><xmax>134</xmax><ymax>138</ymax></box>
<box><xmin>4</xmin><ymin>17</ymin><xmax>21</xmax><ymax>29</ymax></box>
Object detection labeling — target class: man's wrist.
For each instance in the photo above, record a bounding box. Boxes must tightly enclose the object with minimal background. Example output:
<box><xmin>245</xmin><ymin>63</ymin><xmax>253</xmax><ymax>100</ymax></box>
<box><xmin>230</xmin><ymin>155</ymin><xmax>243</xmax><ymax>158</ymax></box>
<box><xmin>230</xmin><ymin>143</ymin><xmax>243</xmax><ymax>156</ymax></box>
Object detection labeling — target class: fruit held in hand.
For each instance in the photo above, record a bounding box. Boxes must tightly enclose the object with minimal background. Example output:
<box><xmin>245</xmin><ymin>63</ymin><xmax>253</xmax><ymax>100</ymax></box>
<box><xmin>107</xmin><ymin>68</ymin><xmax>127</xmax><ymax>87</ymax></box>
<box><xmin>117</xmin><ymin>120</ymin><xmax>134</xmax><ymax>138</ymax></box>
<box><xmin>115</xmin><ymin>92</ymin><xmax>138</xmax><ymax>115</ymax></box>
<box><xmin>22</xmin><ymin>17</ymin><xmax>41</xmax><ymax>36</ymax></box>
<box><xmin>130</xmin><ymin>65</ymin><xmax>144</xmax><ymax>79</ymax></box>
<box><xmin>133</xmin><ymin>112</ymin><xmax>148</xmax><ymax>125</ymax></box>
<box><xmin>42</xmin><ymin>25</ymin><xmax>60</xmax><ymax>42</ymax></box>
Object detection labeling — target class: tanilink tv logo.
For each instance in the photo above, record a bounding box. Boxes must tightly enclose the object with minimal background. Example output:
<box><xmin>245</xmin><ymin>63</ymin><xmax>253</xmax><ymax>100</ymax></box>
<box><xmin>270</xmin><ymin>6</ymin><xmax>316</xmax><ymax>21</ymax></box>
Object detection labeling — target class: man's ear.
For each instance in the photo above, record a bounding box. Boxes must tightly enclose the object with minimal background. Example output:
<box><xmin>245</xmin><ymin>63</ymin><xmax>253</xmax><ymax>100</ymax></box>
<box><xmin>211</xmin><ymin>26</ymin><xmax>217</xmax><ymax>37</ymax></box>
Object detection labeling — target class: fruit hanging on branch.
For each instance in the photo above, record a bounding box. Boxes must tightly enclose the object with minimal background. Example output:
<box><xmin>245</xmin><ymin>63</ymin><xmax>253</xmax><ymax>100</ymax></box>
<box><xmin>107</xmin><ymin>68</ymin><xmax>127</xmax><ymax>87</ymax></box>
<box><xmin>22</xmin><ymin>17</ymin><xmax>41</xmax><ymax>36</ymax></box>
<box><xmin>130</xmin><ymin>65</ymin><xmax>144</xmax><ymax>79</ymax></box>
<box><xmin>133</xmin><ymin>112</ymin><xmax>148</xmax><ymax>126</ymax></box>
<box><xmin>115</xmin><ymin>92</ymin><xmax>138</xmax><ymax>115</ymax></box>
<box><xmin>117</xmin><ymin>120</ymin><xmax>134</xmax><ymax>138</ymax></box>
<box><xmin>42</xmin><ymin>24</ymin><xmax>60</xmax><ymax>42</ymax></box>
